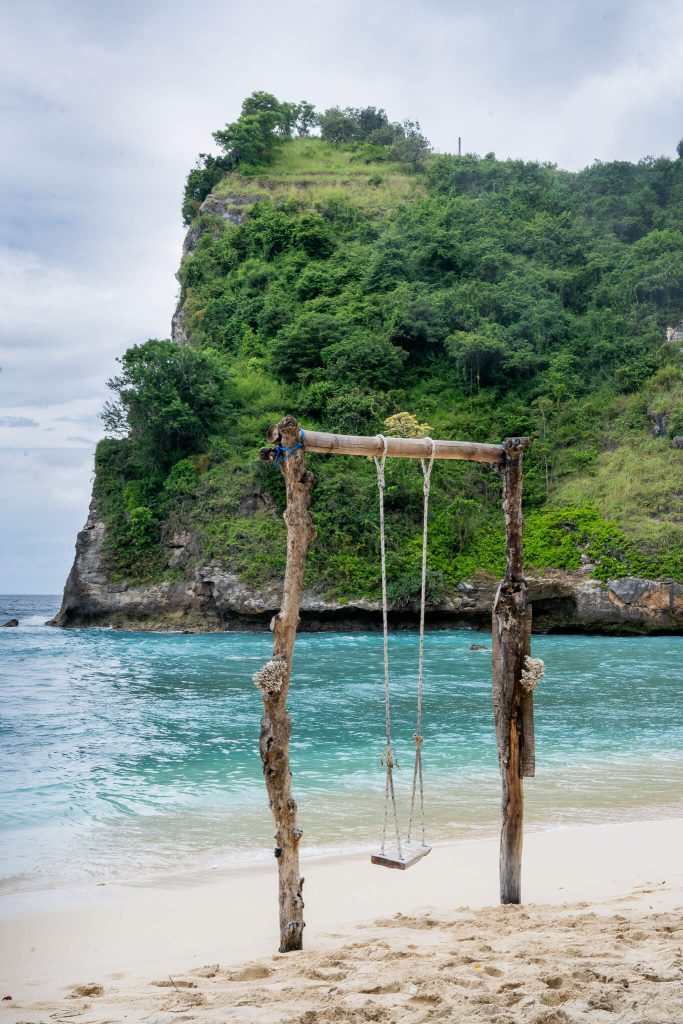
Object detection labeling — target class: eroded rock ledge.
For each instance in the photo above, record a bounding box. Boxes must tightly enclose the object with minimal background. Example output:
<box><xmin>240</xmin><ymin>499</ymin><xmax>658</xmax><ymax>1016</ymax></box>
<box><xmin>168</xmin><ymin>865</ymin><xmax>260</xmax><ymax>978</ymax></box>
<box><xmin>49</xmin><ymin>505</ymin><xmax>683</xmax><ymax>634</ymax></box>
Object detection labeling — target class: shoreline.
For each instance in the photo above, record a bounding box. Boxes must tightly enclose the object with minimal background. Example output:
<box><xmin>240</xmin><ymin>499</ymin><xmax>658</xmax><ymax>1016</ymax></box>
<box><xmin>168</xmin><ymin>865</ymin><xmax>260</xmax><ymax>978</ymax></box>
<box><xmin>9</xmin><ymin>607</ymin><xmax>683</xmax><ymax>637</ymax></box>
<box><xmin>2</xmin><ymin>816</ymin><xmax>682</xmax><ymax>1005</ymax></box>
<box><xmin>44</xmin><ymin>617</ymin><xmax>683</xmax><ymax>636</ymax></box>
<box><xmin>4</xmin><ymin>800</ymin><xmax>683</xmax><ymax>908</ymax></box>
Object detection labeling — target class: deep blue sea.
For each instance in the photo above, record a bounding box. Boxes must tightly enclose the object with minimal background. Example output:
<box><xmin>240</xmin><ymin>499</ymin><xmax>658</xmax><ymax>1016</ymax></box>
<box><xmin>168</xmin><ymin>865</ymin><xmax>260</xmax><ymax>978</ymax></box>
<box><xmin>1</xmin><ymin>594</ymin><xmax>682</xmax><ymax>895</ymax></box>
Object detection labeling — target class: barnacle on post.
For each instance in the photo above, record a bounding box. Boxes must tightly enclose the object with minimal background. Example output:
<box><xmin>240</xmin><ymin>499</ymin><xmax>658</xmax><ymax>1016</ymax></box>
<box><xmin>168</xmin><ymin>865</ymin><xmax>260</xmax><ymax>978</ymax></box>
<box><xmin>253</xmin><ymin>657</ymin><xmax>288</xmax><ymax>695</ymax></box>
<box><xmin>520</xmin><ymin>655</ymin><xmax>544</xmax><ymax>693</ymax></box>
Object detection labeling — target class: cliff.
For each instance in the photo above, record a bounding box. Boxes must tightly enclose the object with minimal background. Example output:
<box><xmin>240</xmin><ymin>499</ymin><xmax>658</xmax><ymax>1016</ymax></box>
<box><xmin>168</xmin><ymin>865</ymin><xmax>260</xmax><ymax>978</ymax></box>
<box><xmin>52</xmin><ymin>124</ymin><xmax>683</xmax><ymax>633</ymax></box>
<box><xmin>50</xmin><ymin>499</ymin><xmax>682</xmax><ymax>633</ymax></box>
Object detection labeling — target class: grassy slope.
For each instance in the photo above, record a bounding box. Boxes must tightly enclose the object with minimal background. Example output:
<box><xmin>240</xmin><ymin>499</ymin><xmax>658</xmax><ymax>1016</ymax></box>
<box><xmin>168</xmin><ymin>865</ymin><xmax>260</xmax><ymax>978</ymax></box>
<box><xmin>213</xmin><ymin>138</ymin><xmax>424</xmax><ymax>209</ymax></box>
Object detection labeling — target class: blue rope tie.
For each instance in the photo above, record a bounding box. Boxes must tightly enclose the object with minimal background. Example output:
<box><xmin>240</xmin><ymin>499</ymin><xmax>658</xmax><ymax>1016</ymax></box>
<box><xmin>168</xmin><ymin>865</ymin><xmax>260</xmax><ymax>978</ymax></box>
<box><xmin>273</xmin><ymin>440</ymin><xmax>303</xmax><ymax>469</ymax></box>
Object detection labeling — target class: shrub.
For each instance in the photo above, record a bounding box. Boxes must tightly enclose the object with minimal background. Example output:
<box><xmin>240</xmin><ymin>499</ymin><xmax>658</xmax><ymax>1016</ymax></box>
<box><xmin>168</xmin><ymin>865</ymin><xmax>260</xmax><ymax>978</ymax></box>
<box><xmin>321</xmin><ymin>335</ymin><xmax>406</xmax><ymax>389</ymax></box>
<box><xmin>102</xmin><ymin>339</ymin><xmax>234</xmax><ymax>471</ymax></box>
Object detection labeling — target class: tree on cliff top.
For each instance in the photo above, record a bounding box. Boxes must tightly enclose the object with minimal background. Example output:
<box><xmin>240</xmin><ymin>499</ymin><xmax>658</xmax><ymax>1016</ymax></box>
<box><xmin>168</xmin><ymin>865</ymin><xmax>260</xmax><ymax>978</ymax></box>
<box><xmin>213</xmin><ymin>92</ymin><xmax>315</xmax><ymax>167</ymax></box>
<box><xmin>390</xmin><ymin>120</ymin><xmax>432</xmax><ymax>169</ymax></box>
<box><xmin>182</xmin><ymin>93</ymin><xmax>318</xmax><ymax>223</ymax></box>
<box><xmin>317</xmin><ymin>105</ymin><xmax>407</xmax><ymax>146</ymax></box>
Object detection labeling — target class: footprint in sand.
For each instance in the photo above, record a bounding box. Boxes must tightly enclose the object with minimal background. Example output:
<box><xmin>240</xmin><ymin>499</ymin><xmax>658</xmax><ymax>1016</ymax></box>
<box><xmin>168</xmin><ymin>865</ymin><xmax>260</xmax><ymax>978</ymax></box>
<box><xmin>532</xmin><ymin>1011</ymin><xmax>571</xmax><ymax>1024</ymax></box>
<box><xmin>161</xmin><ymin>991</ymin><xmax>207</xmax><ymax>1010</ymax></box>
<box><xmin>192</xmin><ymin>963</ymin><xmax>220</xmax><ymax>978</ymax></box>
<box><xmin>408</xmin><ymin>990</ymin><xmax>442</xmax><ymax>1005</ymax></box>
<box><xmin>588</xmin><ymin>992</ymin><xmax>620</xmax><ymax>1011</ymax></box>
<box><xmin>228</xmin><ymin>964</ymin><xmax>272</xmax><ymax>981</ymax></box>
<box><xmin>503</xmin><ymin>991</ymin><xmax>525</xmax><ymax>1007</ymax></box>
<box><xmin>541</xmin><ymin>990</ymin><xmax>571</xmax><ymax>1007</ymax></box>
<box><xmin>69</xmin><ymin>983</ymin><xmax>104</xmax><ymax>998</ymax></box>
<box><xmin>305</xmin><ymin>967</ymin><xmax>349</xmax><ymax>982</ymax></box>
<box><xmin>358</xmin><ymin>980</ymin><xmax>402</xmax><ymax>994</ymax></box>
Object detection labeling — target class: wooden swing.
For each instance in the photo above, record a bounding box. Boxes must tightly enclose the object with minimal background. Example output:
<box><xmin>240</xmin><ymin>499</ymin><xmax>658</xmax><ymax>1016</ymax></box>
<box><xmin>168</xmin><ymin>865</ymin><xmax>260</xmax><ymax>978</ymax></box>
<box><xmin>370</xmin><ymin>435</ymin><xmax>434</xmax><ymax>870</ymax></box>
<box><xmin>256</xmin><ymin>416</ymin><xmax>535</xmax><ymax>954</ymax></box>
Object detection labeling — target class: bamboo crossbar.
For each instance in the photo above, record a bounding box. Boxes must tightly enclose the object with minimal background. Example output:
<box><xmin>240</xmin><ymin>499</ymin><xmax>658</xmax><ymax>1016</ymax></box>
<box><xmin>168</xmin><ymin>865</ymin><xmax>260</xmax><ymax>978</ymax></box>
<box><xmin>300</xmin><ymin>428</ymin><xmax>505</xmax><ymax>464</ymax></box>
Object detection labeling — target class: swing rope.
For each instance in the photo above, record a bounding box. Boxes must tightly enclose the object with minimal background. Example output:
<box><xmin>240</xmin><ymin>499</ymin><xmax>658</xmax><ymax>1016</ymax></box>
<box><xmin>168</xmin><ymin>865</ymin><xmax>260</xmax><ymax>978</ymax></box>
<box><xmin>374</xmin><ymin>435</ymin><xmax>435</xmax><ymax>858</ymax></box>
<box><xmin>374</xmin><ymin>436</ymin><xmax>402</xmax><ymax>859</ymax></box>
<box><xmin>407</xmin><ymin>438</ymin><xmax>435</xmax><ymax>846</ymax></box>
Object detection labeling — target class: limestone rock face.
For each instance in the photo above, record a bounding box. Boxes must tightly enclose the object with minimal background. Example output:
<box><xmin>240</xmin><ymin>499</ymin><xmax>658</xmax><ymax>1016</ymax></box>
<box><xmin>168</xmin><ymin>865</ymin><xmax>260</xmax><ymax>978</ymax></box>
<box><xmin>526</xmin><ymin>574</ymin><xmax>683</xmax><ymax>634</ymax></box>
<box><xmin>170</xmin><ymin>302</ymin><xmax>190</xmax><ymax>346</ymax></box>
<box><xmin>199</xmin><ymin>193</ymin><xmax>259</xmax><ymax>225</ymax></box>
<box><xmin>180</xmin><ymin>195</ymin><xmax>258</xmax><ymax>260</ymax></box>
<box><xmin>647</xmin><ymin>408</ymin><xmax>669</xmax><ymax>437</ymax></box>
<box><xmin>171</xmin><ymin>194</ymin><xmax>260</xmax><ymax>346</ymax></box>
<box><xmin>50</xmin><ymin>504</ymin><xmax>683</xmax><ymax>633</ymax></box>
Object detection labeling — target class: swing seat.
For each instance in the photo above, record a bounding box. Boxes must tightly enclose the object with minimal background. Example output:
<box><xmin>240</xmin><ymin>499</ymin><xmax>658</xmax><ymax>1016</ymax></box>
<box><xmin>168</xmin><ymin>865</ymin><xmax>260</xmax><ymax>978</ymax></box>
<box><xmin>371</xmin><ymin>841</ymin><xmax>431</xmax><ymax>870</ymax></box>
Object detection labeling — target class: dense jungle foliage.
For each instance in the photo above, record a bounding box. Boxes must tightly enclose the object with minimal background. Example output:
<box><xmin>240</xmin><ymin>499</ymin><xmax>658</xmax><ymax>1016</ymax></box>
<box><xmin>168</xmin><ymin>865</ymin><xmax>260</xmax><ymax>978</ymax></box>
<box><xmin>97</xmin><ymin>93</ymin><xmax>683</xmax><ymax>598</ymax></box>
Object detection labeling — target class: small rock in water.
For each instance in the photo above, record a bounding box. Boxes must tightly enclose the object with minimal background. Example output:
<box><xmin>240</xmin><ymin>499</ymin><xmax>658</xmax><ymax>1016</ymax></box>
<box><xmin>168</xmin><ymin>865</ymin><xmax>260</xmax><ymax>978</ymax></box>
<box><xmin>470</xmin><ymin>643</ymin><xmax>488</xmax><ymax>651</ymax></box>
<box><xmin>2</xmin><ymin>618</ymin><xmax>18</xmax><ymax>627</ymax></box>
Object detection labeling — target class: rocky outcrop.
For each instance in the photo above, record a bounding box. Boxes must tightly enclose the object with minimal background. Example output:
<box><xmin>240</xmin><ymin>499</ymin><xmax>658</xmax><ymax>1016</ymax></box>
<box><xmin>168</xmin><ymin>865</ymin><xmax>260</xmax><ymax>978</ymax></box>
<box><xmin>647</xmin><ymin>408</ymin><xmax>669</xmax><ymax>437</ymax></box>
<box><xmin>50</xmin><ymin>504</ymin><xmax>683</xmax><ymax>634</ymax></box>
<box><xmin>171</xmin><ymin>193</ymin><xmax>261</xmax><ymax>347</ymax></box>
<box><xmin>199</xmin><ymin>193</ymin><xmax>260</xmax><ymax>226</ymax></box>
<box><xmin>170</xmin><ymin>302</ymin><xmax>190</xmax><ymax>346</ymax></box>
<box><xmin>3</xmin><ymin>618</ymin><xmax>18</xmax><ymax>627</ymax></box>
<box><xmin>181</xmin><ymin>195</ymin><xmax>260</xmax><ymax>258</ymax></box>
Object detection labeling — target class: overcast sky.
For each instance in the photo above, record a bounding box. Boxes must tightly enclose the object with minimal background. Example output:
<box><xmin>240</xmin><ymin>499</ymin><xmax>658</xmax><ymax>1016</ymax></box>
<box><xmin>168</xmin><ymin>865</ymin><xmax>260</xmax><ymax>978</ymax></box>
<box><xmin>1</xmin><ymin>0</ymin><xmax>682</xmax><ymax>594</ymax></box>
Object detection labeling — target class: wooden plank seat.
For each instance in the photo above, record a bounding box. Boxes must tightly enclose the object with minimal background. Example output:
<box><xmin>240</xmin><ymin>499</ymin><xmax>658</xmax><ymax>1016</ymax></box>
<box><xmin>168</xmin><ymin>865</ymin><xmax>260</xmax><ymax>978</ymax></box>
<box><xmin>371</xmin><ymin>842</ymin><xmax>431</xmax><ymax>870</ymax></box>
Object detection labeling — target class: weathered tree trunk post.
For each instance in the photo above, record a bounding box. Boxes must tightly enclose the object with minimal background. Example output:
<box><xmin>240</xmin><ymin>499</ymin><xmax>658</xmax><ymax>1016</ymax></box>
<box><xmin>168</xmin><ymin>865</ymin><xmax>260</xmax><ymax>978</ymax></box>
<box><xmin>256</xmin><ymin>415</ymin><xmax>315</xmax><ymax>952</ymax></box>
<box><xmin>492</xmin><ymin>436</ymin><xmax>531</xmax><ymax>905</ymax></box>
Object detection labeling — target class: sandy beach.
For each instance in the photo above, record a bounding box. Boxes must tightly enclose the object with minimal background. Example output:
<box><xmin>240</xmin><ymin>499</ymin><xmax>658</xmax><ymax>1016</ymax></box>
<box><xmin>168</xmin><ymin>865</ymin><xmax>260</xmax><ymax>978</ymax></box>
<box><xmin>2</xmin><ymin>817</ymin><xmax>682</xmax><ymax>1022</ymax></box>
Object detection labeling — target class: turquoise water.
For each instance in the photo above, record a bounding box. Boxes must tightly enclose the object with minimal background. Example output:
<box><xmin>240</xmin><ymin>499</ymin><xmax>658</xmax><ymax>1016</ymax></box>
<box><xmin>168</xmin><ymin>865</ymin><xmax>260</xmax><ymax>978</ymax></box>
<box><xmin>1</xmin><ymin>595</ymin><xmax>682</xmax><ymax>894</ymax></box>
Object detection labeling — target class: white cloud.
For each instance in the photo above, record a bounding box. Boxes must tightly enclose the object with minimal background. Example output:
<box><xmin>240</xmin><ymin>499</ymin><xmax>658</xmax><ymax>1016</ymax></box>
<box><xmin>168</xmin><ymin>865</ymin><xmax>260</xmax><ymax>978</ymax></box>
<box><xmin>1</xmin><ymin>0</ymin><xmax>682</xmax><ymax>590</ymax></box>
<box><xmin>0</xmin><ymin>415</ymin><xmax>39</xmax><ymax>428</ymax></box>
<box><xmin>0</xmin><ymin>448</ymin><xmax>94</xmax><ymax>593</ymax></box>
<box><xmin>0</xmin><ymin>396</ymin><xmax>103</xmax><ymax>449</ymax></box>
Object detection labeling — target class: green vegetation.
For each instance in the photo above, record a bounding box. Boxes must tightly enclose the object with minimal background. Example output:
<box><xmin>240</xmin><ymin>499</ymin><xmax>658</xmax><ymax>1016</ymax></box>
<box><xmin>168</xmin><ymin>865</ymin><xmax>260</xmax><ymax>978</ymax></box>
<box><xmin>98</xmin><ymin>93</ymin><xmax>683</xmax><ymax>593</ymax></box>
<box><xmin>182</xmin><ymin>95</ymin><xmax>430</xmax><ymax>224</ymax></box>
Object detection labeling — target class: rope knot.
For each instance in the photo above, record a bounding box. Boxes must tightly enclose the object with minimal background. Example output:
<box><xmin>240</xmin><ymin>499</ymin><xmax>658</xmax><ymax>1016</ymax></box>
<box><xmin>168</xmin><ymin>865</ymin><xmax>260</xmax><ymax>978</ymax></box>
<box><xmin>413</xmin><ymin>733</ymin><xmax>424</xmax><ymax>746</ymax></box>
<box><xmin>380</xmin><ymin>746</ymin><xmax>398</xmax><ymax>770</ymax></box>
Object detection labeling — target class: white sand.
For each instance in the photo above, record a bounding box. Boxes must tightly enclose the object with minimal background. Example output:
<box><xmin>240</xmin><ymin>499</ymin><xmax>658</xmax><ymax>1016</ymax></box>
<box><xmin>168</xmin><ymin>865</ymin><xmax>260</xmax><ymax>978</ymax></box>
<box><xmin>2</xmin><ymin>818</ymin><xmax>682</xmax><ymax>1022</ymax></box>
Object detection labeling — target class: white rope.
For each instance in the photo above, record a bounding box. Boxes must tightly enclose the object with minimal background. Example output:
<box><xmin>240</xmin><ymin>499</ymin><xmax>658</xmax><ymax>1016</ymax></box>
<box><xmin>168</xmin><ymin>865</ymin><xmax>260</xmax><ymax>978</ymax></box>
<box><xmin>407</xmin><ymin>438</ymin><xmax>435</xmax><ymax>845</ymax></box>
<box><xmin>374</xmin><ymin>434</ymin><xmax>402</xmax><ymax>858</ymax></box>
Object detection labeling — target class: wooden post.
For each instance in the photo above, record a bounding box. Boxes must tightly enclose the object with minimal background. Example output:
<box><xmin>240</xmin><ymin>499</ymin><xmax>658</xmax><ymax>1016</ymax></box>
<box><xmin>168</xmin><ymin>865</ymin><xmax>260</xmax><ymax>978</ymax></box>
<box><xmin>491</xmin><ymin>436</ymin><xmax>531</xmax><ymax>905</ymax></box>
<box><xmin>256</xmin><ymin>415</ymin><xmax>315</xmax><ymax>952</ymax></box>
<box><xmin>520</xmin><ymin>606</ymin><xmax>535</xmax><ymax>778</ymax></box>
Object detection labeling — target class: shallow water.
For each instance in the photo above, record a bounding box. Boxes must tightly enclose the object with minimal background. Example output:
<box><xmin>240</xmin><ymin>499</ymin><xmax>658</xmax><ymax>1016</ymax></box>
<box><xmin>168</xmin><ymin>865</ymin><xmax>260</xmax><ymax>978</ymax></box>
<box><xmin>1</xmin><ymin>595</ymin><xmax>682</xmax><ymax>894</ymax></box>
